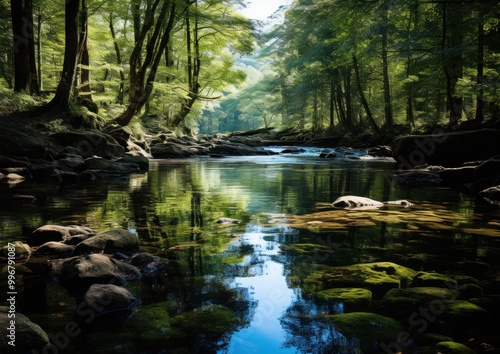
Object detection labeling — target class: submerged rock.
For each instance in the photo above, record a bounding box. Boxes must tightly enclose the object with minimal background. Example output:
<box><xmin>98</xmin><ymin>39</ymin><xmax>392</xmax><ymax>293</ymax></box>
<box><xmin>80</xmin><ymin>284</ymin><xmax>138</xmax><ymax>317</ymax></box>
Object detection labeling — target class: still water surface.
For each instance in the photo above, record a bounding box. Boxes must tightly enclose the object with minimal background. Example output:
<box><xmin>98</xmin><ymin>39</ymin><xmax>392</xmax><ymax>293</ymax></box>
<box><xmin>1</xmin><ymin>147</ymin><xmax>499</xmax><ymax>353</ymax></box>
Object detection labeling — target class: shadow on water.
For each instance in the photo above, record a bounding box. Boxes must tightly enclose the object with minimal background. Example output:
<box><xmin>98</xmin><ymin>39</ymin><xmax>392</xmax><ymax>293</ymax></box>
<box><xmin>1</xmin><ymin>148</ymin><xmax>500</xmax><ymax>353</ymax></box>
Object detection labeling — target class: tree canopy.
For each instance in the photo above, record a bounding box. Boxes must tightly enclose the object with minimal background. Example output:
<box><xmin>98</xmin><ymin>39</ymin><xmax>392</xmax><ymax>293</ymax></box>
<box><xmin>1</xmin><ymin>0</ymin><xmax>499</xmax><ymax>136</ymax></box>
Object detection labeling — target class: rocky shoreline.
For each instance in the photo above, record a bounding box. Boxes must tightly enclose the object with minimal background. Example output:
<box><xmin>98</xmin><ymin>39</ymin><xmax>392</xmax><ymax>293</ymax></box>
<box><xmin>1</xmin><ymin>122</ymin><xmax>499</xmax><ymax>205</ymax></box>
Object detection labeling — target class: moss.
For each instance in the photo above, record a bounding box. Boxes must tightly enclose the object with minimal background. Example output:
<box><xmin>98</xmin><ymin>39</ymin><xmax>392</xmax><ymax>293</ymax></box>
<box><xmin>434</xmin><ymin>341</ymin><xmax>476</xmax><ymax>354</ymax></box>
<box><xmin>314</xmin><ymin>288</ymin><xmax>372</xmax><ymax>310</ymax></box>
<box><xmin>325</xmin><ymin>312</ymin><xmax>403</xmax><ymax>343</ymax></box>
<box><xmin>170</xmin><ymin>304</ymin><xmax>236</xmax><ymax>335</ymax></box>
<box><xmin>410</xmin><ymin>271</ymin><xmax>457</xmax><ymax>288</ymax></box>
<box><xmin>382</xmin><ymin>287</ymin><xmax>458</xmax><ymax>315</ymax></box>
<box><xmin>413</xmin><ymin>333</ymin><xmax>453</xmax><ymax>346</ymax></box>
<box><xmin>123</xmin><ymin>301</ymin><xmax>185</xmax><ymax>345</ymax></box>
<box><xmin>322</xmin><ymin>262</ymin><xmax>416</xmax><ymax>299</ymax></box>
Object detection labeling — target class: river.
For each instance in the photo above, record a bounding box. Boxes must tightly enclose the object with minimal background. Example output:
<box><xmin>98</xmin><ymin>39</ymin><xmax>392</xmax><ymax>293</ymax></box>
<box><xmin>1</xmin><ymin>147</ymin><xmax>499</xmax><ymax>353</ymax></box>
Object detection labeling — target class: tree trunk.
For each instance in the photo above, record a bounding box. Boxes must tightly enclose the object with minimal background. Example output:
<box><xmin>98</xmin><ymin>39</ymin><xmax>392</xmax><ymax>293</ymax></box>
<box><xmin>77</xmin><ymin>0</ymin><xmax>92</xmax><ymax>99</ymax></box>
<box><xmin>114</xmin><ymin>0</ymin><xmax>175</xmax><ymax>126</ymax></box>
<box><xmin>33</xmin><ymin>0</ymin><xmax>80</xmax><ymax>113</ymax></box>
<box><xmin>352</xmin><ymin>54</ymin><xmax>381</xmax><ymax>134</ymax></box>
<box><xmin>11</xmin><ymin>0</ymin><xmax>32</xmax><ymax>93</ymax></box>
<box><xmin>109</xmin><ymin>12</ymin><xmax>125</xmax><ymax>104</ymax></box>
<box><xmin>381</xmin><ymin>1</ymin><xmax>393</xmax><ymax>133</ymax></box>
<box><xmin>475</xmin><ymin>13</ymin><xmax>485</xmax><ymax>123</ymax></box>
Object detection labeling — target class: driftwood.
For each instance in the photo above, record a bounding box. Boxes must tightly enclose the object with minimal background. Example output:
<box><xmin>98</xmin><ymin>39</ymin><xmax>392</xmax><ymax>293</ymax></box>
<box><xmin>230</xmin><ymin>127</ymin><xmax>275</xmax><ymax>137</ymax></box>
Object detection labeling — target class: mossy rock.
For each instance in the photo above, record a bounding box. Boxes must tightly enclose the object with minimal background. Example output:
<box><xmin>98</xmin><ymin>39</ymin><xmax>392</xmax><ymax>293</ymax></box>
<box><xmin>413</xmin><ymin>333</ymin><xmax>453</xmax><ymax>346</ymax></box>
<box><xmin>122</xmin><ymin>301</ymin><xmax>185</xmax><ymax>349</ymax></box>
<box><xmin>442</xmin><ymin>300</ymin><xmax>491</xmax><ymax>327</ymax></box>
<box><xmin>325</xmin><ymin>312</ymin><xmax>403</xmax><ymax>345</ymax></box>
<box><xmin>410</xmin><ymin>271</ymin><xmax>457</xmax><ymax>288</ymax></box>
<box><xmin>322</xmin><ymin>262</ymin><xmax>416</xmax><ymax>299</ymax></box>
<box><xmin>381</xmin><ymin>287</ymin><xmax>458</xmax><ymax>317</ymax></box>
<box><xmin>170</xmin><ymin>304</ymin><xmax>236</xmax><ymax>335</ymax></box>
<box><xmin>314</xmin><ymin>288</ymin><xmax>372</xmax><ymax>311</ymax></box>
<box><xmin>434</xmin><ymin>341</ymin><xmax>476</xmax><ymax>354</ymax></box>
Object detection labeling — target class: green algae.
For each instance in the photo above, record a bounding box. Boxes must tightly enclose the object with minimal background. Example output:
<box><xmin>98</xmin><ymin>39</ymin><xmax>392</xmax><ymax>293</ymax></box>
<box><xmin>170</xmin><ymin>304</ymin><xmax>236</xmax><ymax>335</ymax></box>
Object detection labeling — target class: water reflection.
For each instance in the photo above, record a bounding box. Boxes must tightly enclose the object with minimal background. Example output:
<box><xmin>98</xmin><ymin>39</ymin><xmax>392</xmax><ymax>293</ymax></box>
<box><xmin>1</xmin><ymin>151</ymin><xmax>500</xmax><ymax>353</ymax></box>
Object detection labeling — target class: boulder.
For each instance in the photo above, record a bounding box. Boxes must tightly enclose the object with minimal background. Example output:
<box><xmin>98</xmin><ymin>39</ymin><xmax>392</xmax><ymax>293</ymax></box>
<box><xmin>332</xmin><ymin>196</ymin><xmax>384</xmax><ymax>209</ymax></box>
<box><xmin>55</xmin><ymin>253</ymin><xmax>141</xmax><ymax>289</ymax></box>
<box><xmin>320</xmin><ymin>262</ymin><xmax>416</xmax><ymax>299</ymax></box>
<box><xmin>80</xmin><ymin>284</ymin><xmax>137</xmax><ymax>317</ymax></box>
<box><xmin>409</xmin><ymin>271</ymin><xmax>457</xmax><ymax>289</ymax></box>
<box><xmin>29</xmin><ymin>225</ymin><xmax>95</xmax><ymax>246</ymax></box>
<box><xmin>33</xmin><ymin>241</ymin><xmax>76</xmax><ymax>257</ymax></box>
<box><xmin>0</xmin><ymin>306</ymin><xmax>50</xmax><ymax>352</ymax></box>
<box><xmin>392</xmin><ymin>128</ymin><xmax>500</xmax><ymax>168</ymax></box>
<box><xmin>314</xmin><ymin>288</ymin><xmax>372</xmax><ymax>311</ymax></box>
<box><xmin>74</xmin><ymin>229</ymin><xmax>139</xmax><ymax>255</ymax></box>
<box><xmin>151</xmin><ymin>142</ymin><xmax>197</xmax><ymax>158</ymax></box>
<box><xmin>128</xmin><ymin>252</ymin><xmax>165</xmax><ymax>274</ymax></box>
<box><xmin>480</xmin><ymin>185</ymin><xmax>500</xmax><ymax>204</ymax></box>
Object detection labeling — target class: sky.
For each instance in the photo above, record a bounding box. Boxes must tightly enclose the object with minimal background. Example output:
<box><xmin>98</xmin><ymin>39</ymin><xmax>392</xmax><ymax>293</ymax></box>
<box><xmin>237</xmin><ymin>0</ymin><xmax>290</xmax><ymax>21</ymax></box>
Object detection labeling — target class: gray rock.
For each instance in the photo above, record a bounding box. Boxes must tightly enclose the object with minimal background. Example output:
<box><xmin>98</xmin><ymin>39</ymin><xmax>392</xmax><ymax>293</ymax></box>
<box><xmin>74</xmin><ymin>229</ymin><xmax>139</xmax><ymax>255</ymax></box>
<box><xmin>33</xmin><ymin>241</ymin><xmax>76</xmax><ymax>257</ymax></box>
<box><xmin>0</xmin><ymin>306</ymin><xmax>50</xmax><ymax>352</ymax></box>
<box><xmin>30</xmin><ymin>225</ymin><xmax>95</xmax><ymax>246</ymax></box>
<box><xmin>80</xmin><ymin>284</ymin><xmax>137</xmax><ymax>316</ymax></box>
<box><xmin>392</xmin><ymin>128</ymin><xmax>500</xmax><ymax>167</ymax></box>
<box><xmin>55</xmin><ymin>253</ymin><xmax>141</xmax><ymax>289</ymax></box>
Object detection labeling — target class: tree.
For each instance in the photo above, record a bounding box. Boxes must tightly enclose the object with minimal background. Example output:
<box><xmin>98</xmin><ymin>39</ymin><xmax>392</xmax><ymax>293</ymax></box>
<box><xmin>11</xmin><ymin>0</ymin><xmax>39</xmax><ymax>94</ymax></box>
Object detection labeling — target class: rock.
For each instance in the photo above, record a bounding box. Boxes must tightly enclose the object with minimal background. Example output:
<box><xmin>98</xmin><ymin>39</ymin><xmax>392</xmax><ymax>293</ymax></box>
<box><xmin>1</xmin><ymin>241</ymin><xmax>31</xmax><ymax>258</ymax></box>
<box><xmin>0</xmin><ymin>306</ymin><xmax>50</xmax><ymax>352</ymax></box>
<box><xmin>207</xmin><ymin>141</ymin><xmax>277</xmax><ymax>156</ymax></box>
<box><xmin>50</xmin><ymin>130</ymin><xmax>125</xmax><ymax>159</ymax></box>
<box><xmin>215</xmin><ymin>217</ymin><xmax>242</xmax><ymax>225</ymax></box>
<box><xmin>314</xmin><ymin>288</ymin><xmax>372</xmax><ymax>311</ymax></box>
<box><xmin>121</xmin><ymin>301</ymin><xmax>186</xmax><ymax>351</ymax></box>
<box><xmin>480</xmin><ymin>185</ymin><xmax>500</xmax><ymax>204</ymax></box>
<box><xmin>392</xmin><ymin>128</ymin><xmax>500</xmax><ymax>168</ymax></box>
<box><xmin>151</xmin><ymin>142</ymin><xmax>197</xmax><ymax>158</ymax></box>
<box><xmin>80</xmin><ymin>284</ymin><xmax>137</xmax><ymax>317</ymax></box>
<box><xmin>440</xmin><ymin>300</ymin><xmax>492</xmax><ymax>335</ymax></box>
<box><xmin>394</xmin><ymin>171</ymin><xmax>441</xmax><ymax>185</ymax></box>
<box><xmin>409</xmin><ymin>271</ymin><xmax>457</xmax><ymax>288</ymax></box>
<box><xmin>281</xmin><ymin>147</ymin><xmax>305</xmax><ymax>154</ymax></box>
<box><xmin>321</xmin><ymin>262</ymin><xmax>416</xmax><ymax>299</ymax></box>
<box><xmin>368</xmin><ymin>145</ymin><xmax>392</xmax><ymax>157</ymax></box>
<box><xmin>324</xmin><ymin>312</ymin><xmax>403</xmax><ymax>350</ymax></box>
<box><xmin>74</xmin><ymin>229</ymin><xmax>139</xmax><ymax>255</ymax></box>
<box><xmin>29</xmin><ymin>225</ymin><xmax>95</xmax><ymax>246</ymax></box>
<box><xmin>128</xmin><ymin>252</ymin><xmax>165</xmax><ymax>274</ymax></box>
<box><xmin>381</xmin><ymin>287</ymin><xmax>458</xmax><ymax>317</ymax></box>
<box><xmin>439</xmin><ymin>166</ymin><xmax>476</xmax><ymax>184</ymax></box>
<box><xmin>170</xmin><ymin>304</ymin><xmax>236</xmax><ymax>335</ymax></box>
<box><xmin>332</xmin><ymin>196</ymin><xmax>384</xmax><ymax>209</ymax></box>
<box><xmin>473</xmin><ymin>156</ymin><xmax>500</xmax><ymax>180</ymax></box>
<box><xmin>55</xmin><ymin>253</ymin><xmax>141</xmax><ymax>289</ymax></box>
<box><xmin>56</xmin><ymin>154</ymin><xmax>86</xmax><ymax>172</ymax></box>
<box><xmin>434</xmin><ymin>341</ymin><xmax>476</xmax><ymax>354</ymax></box>
<box><xmin>33</xmin><ymin>241</ymin><xmax>76</xmax><ymax>257</ymax></box>
<box><xmin>118</xmin><ymin>155</ymin><xmax>149</xmax><ymax>171</ymax></box>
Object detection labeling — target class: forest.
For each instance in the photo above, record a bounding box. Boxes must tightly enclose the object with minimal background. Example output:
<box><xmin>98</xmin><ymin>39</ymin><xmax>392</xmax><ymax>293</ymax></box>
<box><xmin>1</xmin><ymin>0</ymin><xmax>500</xmax><ymax>138</ymax></box>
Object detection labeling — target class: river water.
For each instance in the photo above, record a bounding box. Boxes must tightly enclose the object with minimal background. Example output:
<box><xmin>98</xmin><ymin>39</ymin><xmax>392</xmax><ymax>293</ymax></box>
<box><xmin>1</xmin><ymin>147</ymin><xmax>499</xmax><ymax>353</ymax></box>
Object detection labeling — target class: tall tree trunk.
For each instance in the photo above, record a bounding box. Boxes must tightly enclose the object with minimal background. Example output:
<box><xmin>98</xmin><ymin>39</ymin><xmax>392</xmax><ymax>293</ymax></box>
<box><xmin>381</xmin><ymin>1</ymin><xmax>393</xmax><ymax>133</ymax></box>
<box><xmin>77</xmin><ymin>0</ymin><xmax>92</xmax><ymax>99</ymax></box>
<box><xmin>33</xmin><ymin>0</ymin><xmax>80</xmax><ymax>113</ymax></box>
<box><xmin>329</xmin><ymin>77</ymin><xmax>335</xmax><ymax>128</ymax></box>
<box><xmin>441</xmin><ymin>1</ymin><xmax>463</xmax><ymax>127</ymax></box>
<box><xmin>36</xmin><ymin>8</ymin><xmax>43</xmax><ymax>91</ymax></box>
<box><xmin>109</xmin><ymin>12</ymin><xmax>125</xmax><ymax>104</ymax></box>
<box><xmin>11</xmin><ymin>0</ymin><xmax>32</xmax><ymax>93</ymax></box>
<box><xmin>352</xmin><ymin>54</ymin><xmax>381</xmax><ymax>134</ymax></box>
<box><xmin>475</xmin><ymin>12</ymin><xmax>485</xmax><ymax>123</ymax></box>
<box><xmin>115</xmin><ymin>0</ymin><xmax>176</xmax><ymax>126</ymax></box>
